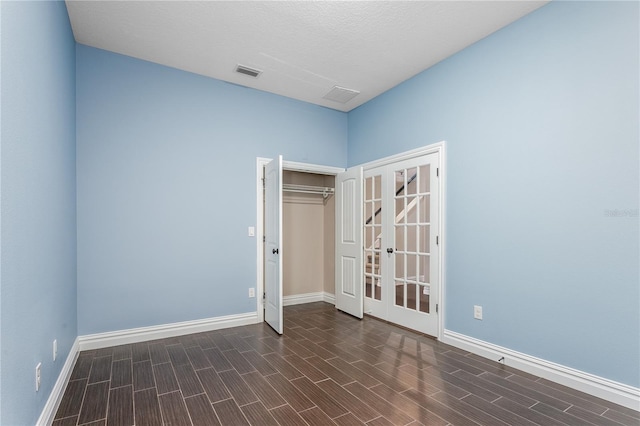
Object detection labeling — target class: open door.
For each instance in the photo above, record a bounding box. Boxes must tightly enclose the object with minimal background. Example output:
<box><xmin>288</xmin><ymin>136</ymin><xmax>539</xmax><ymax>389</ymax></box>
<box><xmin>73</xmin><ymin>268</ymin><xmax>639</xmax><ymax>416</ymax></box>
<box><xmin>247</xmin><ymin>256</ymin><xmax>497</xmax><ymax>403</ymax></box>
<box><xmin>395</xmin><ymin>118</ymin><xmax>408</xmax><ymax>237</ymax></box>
<box><xmin>335</xmin><ymin>166</ymin><xmax>364</xmax><ymax>318</ymax></box>
<box><xmin>265</xmin><ymin>156</ymin><xmax>283</xmax><ymax>334</ymax></box>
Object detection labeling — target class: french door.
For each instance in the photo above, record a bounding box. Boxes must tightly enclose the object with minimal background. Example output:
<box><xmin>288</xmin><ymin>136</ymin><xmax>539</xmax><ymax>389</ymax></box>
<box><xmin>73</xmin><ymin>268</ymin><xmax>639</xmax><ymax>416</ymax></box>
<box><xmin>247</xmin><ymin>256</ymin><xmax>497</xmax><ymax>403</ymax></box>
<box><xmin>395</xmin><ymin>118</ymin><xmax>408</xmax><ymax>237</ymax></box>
<box><xmin>363</xmin><ymin>153</ymin><xmax>440</xmax><ymax>336</ymax></box>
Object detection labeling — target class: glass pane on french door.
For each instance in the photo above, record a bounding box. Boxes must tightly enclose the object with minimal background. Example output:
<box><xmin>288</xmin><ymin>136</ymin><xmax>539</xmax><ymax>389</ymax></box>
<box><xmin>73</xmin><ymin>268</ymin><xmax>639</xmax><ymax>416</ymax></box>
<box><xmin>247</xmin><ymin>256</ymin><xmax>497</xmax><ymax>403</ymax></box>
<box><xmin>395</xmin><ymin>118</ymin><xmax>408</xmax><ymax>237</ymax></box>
<box><xmin>364</xmin><ymin>173</ymin><xmax>383</xmax><ymax>302</ymax></box>
<box><xmin>394</xmin><ymin>163</ymin><xmax>431</xmax><ymax>314</ymax></box>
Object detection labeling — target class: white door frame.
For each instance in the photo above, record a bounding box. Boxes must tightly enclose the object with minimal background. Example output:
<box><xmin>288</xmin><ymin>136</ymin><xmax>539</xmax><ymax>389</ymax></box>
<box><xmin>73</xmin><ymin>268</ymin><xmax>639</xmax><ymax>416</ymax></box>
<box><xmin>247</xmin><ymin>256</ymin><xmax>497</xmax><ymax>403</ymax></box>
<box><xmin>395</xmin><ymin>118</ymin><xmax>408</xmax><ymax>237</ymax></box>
<box><xmin>360</xmin><ymin>141</ymin><xmax>447</xmax><ymax>340</ymax></box>
<box><xmin>256</xmin><ymin>158</ymin><xmax>344</xmax><ymax>324</ymax></box>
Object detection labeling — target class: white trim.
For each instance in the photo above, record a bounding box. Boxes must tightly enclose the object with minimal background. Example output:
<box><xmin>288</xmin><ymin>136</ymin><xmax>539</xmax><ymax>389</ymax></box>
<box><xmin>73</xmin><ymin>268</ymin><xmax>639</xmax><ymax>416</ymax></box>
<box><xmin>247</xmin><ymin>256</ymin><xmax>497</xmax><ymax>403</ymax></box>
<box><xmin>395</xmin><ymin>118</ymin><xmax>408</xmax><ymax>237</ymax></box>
<box><xmin>283</xmin><ymin>292</ymin><xmax>325</xmax><ymax>306</ymax></box>
<box><xmin>256</xmin><ymin>157</ymin><xmax>269</xmax><ymax>324</ymax></box>
<box><xmin>442</xmin><ymin>330</ymin><xmax>640</xmax><ymax>411</ymax></box>
<box><xmin>36</xmin><ymin>338</ymin><xmax>80</xmax><ymax>426</ymax></box>
<box><xmin>323</xmin><ymin>292</ymin><xmax>336</xmax><ymax>305</ymax></box>
<box><xmin>438</xmin><ymin>142</ymin><xmax>447</xmax><ymax>340</ymax></box>
<box><xmin>282</xmin><ymin>160</ymin><xmax>345</xmax><ymax>175</ymax></box>
<box><xmin>360</xmin><ymin>141</ymin><xmax>446</xmax><ymax>171</ymax></box>
<box><xmin>78</xmin><ymin>312</ymin><xmax>258</xmax><ymax>351</ymax></box>
<box><xmin>282</xmin><ymin>292</ymin><xmax>335</xmax><ymax>306</ymax></box>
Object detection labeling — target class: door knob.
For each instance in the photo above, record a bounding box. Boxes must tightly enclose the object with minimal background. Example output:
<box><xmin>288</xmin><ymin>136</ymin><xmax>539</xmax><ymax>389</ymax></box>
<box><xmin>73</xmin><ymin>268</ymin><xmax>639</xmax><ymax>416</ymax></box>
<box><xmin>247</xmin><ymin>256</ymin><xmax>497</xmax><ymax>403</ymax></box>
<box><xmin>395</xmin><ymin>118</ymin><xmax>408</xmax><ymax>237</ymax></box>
<box><xmin>272</xmin><ymin>248</ymin><xmax>279</xmax><ymax>254</ymax></box>
<box><xmin>386</xmin><ymin>248</ymin><xmax>394</xmax><ymax>254</ymax></box>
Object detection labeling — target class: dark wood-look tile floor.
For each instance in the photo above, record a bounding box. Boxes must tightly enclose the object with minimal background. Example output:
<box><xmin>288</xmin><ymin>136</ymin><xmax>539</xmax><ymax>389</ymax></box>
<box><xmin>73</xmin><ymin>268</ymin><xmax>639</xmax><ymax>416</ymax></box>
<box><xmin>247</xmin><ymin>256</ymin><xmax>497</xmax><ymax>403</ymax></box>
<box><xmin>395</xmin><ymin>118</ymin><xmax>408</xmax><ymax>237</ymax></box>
<box><xmin>54</xmin><ymin>302</ymin><xmax>640</xmax><ymax>426</ymax></box>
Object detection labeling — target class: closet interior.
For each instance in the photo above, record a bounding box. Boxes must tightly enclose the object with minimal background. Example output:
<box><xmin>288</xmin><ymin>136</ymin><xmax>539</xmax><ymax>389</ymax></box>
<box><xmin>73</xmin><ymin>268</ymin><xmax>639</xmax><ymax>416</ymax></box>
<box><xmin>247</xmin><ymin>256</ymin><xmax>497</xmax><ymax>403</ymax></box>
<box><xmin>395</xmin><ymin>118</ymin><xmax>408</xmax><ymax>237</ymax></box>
<box><xmin>282</xmin><ymin>170</ymin><xmax>336</xmax><ymax>301</ymax></box>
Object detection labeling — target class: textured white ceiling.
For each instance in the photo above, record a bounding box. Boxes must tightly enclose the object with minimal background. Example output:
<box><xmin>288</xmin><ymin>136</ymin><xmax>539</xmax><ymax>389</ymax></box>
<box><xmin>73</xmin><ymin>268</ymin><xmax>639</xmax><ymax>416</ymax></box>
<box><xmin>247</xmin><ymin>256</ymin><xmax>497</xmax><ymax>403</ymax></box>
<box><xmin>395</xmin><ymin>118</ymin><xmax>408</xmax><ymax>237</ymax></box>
<box><xmin>66</xmin><ymin>1</ymin><xmax>549</xmax><ymax>112</ymax></box>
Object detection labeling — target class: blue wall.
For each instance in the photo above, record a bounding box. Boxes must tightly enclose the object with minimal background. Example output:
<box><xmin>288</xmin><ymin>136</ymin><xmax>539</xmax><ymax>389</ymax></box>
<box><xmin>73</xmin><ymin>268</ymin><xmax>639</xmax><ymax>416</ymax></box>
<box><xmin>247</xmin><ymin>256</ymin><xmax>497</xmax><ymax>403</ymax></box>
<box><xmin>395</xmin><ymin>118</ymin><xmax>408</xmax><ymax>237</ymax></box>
<box><xmin>76</xmin><ymin>45</ymin><xmax>348</xmax><ymax>335</ymax></box>
<box><xmin>348</xmin><ymin>1</ymin><xmax>639</xmax><ymax>387</ymax></box>
<box><xmin>0</xmin><ymin>1</ymin><xmax>77</xmax><ymax>425</ymax></box>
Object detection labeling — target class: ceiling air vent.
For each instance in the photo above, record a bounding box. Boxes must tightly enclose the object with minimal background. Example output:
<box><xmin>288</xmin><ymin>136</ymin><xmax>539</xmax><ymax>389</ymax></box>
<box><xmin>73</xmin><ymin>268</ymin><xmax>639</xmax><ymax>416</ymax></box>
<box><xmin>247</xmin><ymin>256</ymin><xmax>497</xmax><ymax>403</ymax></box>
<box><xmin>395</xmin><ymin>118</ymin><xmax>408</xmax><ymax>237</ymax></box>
<box><xmin>323</xmin><ymin>86</ymin><xmax>360</xmax><ymax>104</ymax></box>
<box><xmin>235</xmin><ymin>64</ymin><xmax>262</xmax><ymax>78</ymax></box>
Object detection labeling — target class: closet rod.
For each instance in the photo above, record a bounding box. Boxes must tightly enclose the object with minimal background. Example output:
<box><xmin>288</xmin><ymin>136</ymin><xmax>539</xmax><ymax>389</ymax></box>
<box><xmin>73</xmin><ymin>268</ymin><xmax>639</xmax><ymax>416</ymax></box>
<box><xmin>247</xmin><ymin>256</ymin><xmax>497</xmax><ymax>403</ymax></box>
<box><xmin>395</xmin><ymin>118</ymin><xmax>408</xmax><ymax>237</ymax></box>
<box><xmin>282</xmin><ymin>184</ymin><xmax>335</xmax><ymax>199</ymax></box>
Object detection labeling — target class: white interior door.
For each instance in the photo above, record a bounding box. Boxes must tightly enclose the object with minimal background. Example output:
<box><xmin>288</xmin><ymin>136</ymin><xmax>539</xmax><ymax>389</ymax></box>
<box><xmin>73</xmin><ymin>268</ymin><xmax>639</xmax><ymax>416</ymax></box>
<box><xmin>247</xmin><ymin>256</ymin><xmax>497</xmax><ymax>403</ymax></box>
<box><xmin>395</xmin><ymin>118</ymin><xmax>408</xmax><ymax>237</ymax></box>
<box><xmin>387</xmin><ymin>153</ymin><xmax>440</xmax><ymax>336</ymax></box>
<box><xmin>335</xmin><ymin>166</ymin><xmax>363</xmax><ymax>318</ymax></box>
<box><xmin>265</xmin><ymin>156</ymin><xmax>283</xmax><ymax>334</ymax></box>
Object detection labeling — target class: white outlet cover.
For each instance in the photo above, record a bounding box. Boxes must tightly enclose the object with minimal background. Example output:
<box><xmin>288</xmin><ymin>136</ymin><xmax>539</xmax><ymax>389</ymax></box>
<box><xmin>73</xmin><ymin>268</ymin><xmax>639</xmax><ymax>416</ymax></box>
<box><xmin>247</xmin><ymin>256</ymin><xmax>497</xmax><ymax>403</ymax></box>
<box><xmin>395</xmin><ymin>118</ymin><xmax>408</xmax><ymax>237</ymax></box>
<box><xmin>474</xmin><ymin>305</ymin><xmax>483</xmax><ymax>320</ymax></box>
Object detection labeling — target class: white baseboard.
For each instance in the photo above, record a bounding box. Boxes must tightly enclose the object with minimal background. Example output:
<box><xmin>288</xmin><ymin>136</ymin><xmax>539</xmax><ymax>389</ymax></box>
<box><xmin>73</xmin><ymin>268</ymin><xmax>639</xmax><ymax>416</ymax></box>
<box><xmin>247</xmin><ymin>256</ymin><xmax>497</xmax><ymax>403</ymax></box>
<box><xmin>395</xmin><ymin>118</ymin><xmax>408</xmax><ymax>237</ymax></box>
<box><xmin>78</xmin><ymin>312</ymin><xmax>259</xmax><ymax>351</ymax></box>
<box><xmin>323</xmin><ymin>292</ymin><xmax>335</xmax><ymax>305</ymax></box>
<box><xmin>36</xmin><ymin>338</ymin><xmax>80</xmax><ymax>426</ymax></box>
<box><xmin>442</xmin><ymin>329</ymin><xmax>640</xmax><ymax>411</ymax></box>
<box><xmin>283</xmin><ymin>292</ymin><xmax>325</xmax><ymax>306</ymax></box>
<box><xmin>283</xmin><ymin>291</ymin><xmax>336</xmax><ymax>306</ymax></box>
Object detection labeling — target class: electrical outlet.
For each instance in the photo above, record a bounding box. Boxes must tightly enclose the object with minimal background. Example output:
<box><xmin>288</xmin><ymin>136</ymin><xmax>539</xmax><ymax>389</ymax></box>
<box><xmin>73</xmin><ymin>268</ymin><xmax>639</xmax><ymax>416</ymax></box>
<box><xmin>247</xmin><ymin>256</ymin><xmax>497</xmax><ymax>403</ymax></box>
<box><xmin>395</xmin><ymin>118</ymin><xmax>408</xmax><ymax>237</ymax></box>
<box><xmin>53</xmin><ymin>339</ymin><xmax>57</xmax><ymax>361</ymax></box>
<box><xmin>248</xmin><ymin>287</ymin><xmax>255</xmax><ymax>298</ymax></box>
<box><xmin>35</xmin><ymin>363</ymin><xmax>41</xmax><ymax>392</ymax></box>
<box><xmin>474</xmin><ymin>305</ymin><xmax>483</xmax><ymax>320</ymax></box>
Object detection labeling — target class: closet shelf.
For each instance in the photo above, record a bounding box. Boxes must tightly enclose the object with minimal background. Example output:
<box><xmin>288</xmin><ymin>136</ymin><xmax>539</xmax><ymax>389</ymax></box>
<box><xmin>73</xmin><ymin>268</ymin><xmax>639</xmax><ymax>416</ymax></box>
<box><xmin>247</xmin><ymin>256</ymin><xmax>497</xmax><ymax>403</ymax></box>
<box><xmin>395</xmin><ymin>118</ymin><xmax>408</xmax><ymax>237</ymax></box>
<box><xmin>282</xmin><ymin>183</ymin><xmax>335</xmax><ymax>199</ymax></box>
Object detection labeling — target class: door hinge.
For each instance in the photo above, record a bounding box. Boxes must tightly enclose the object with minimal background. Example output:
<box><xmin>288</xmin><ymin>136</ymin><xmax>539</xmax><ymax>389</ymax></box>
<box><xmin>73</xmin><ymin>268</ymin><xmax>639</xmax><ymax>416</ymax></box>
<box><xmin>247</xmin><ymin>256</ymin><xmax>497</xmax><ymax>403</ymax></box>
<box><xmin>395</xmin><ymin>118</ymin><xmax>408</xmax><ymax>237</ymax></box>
<box><xmin>436</xmin><ymin>303</ymin><xmax>439</xmax><ymax>313</ymax></box>
<box><xmin>436</xmin><ymin>235</ymin><xmax>439</xmax><ymax>245</ymax></box>
<box><xmin>263</xmin><ymin>235</ymin><xmax>266</xmax><ymax>242</ymax></box>
<box><xmin>436</xmin><ymin>167</ymin><xmax>439</xmax><ymax>177</ymax></box>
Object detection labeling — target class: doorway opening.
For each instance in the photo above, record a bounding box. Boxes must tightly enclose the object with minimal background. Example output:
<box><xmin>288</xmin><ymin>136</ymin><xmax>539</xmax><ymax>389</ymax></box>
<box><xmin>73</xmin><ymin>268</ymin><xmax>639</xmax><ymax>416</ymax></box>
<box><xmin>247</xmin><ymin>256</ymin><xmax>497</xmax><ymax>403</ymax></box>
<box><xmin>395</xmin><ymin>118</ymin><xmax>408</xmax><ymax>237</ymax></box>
<box><xmin>256</xmin><ymin>158</ymin><xmax>343</xmax><ymax>333</ymax></box>
<box><xmin>362</xmin><ymin>152</ymin><xmax>441</xmax><ymax>336</ymax></box>
<box><xmin>334</xmin><ymin>142</ymin><xmax>446</xmax><ymax>339</ymax></box>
